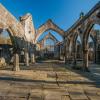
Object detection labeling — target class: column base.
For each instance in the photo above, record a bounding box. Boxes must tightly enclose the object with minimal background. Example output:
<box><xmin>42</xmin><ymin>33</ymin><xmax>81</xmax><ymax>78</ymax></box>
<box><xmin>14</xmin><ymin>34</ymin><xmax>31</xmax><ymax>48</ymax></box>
<box><xmin>25</xmin><ymin>52</ymin><xmax>29</xmax><ymax>67</ymax></box>
<box><xmin>31</xmin><ymin>54</ymin><xmax>35</xmax><ymax>64</ymax></box>
<box><xmin>82</xmin><ymin>67</ymin><xmax>90</xmax><ymax>72</ymax></box>
<box><xmin>13</xmin><ymin>66</ymin><xmax>20</xmax><ymax>71</ymax></box>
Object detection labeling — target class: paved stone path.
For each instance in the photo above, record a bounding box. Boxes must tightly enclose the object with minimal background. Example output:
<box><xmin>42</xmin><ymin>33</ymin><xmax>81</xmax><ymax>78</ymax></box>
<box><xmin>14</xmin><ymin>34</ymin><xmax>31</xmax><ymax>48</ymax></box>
<box><xmin>0</xmin><ymin>60</ymin><xmax>100</xmax><ymax>100</ymax></box>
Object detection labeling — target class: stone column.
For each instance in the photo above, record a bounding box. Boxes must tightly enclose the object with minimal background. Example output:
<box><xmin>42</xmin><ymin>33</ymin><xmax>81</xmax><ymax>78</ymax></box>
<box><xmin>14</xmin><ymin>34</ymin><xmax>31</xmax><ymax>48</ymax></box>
<box><xmin>65</xmin><ymin>51</ymin><xmax>68</xmax><ymax>64</ymax></box>
<box><xmin>13</xmin><ymin>53</ymin><xmax>20</xmax><ymax>71</ymax></box>
<box><xmin>20</xmin><ymin>50</ymin><xmax>24</xmax><ymax>63</ymax></box>
<box><xmin>72</xmin><ymin>43</ymin><xmax>77</xmax><ymax>68</ymax></box>
<box><xmin>65</xmin><ymin>41</ymin><xmax>68</xmax><ymax>64</ymax></box>
<box><xmin>94</xmin><ymin>43</ymin><xmax>97</xmax><ymax>63</ymax></box>
<box><xmin>56</xmin><ymin>45</ymin><xmax>60</xmax><ymax>60</ymax></box>
<box><xmin>25</xmin><ymin>51</ymin><xmax>29</xmax><ymax>66</ymax></box>
<box><xmin>59</xmin><ymin>45</ymin><xmax>61</xmax><ymax>60</ymax></box>
<box><xmin>72</xmin><ymin>52</ymin><xmax>77</xmax><ymax>67</ymax></box>
<box><xmin>83</xmin><ymin>49</ymin><xmax>89</xmax><ymax>72</ymax></box>
<box><xmin>31</xmin><ymin>53</ymin><xmax>35</xmax><ymax>63</ymax></box>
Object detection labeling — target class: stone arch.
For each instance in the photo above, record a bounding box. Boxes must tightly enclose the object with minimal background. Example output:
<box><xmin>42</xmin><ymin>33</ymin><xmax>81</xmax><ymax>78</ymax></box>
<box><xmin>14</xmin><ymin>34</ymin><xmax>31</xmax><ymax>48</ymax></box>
<box><xmin>72</xmin><ymin>33</ymin><xmax>79</xmax><ymax>60</ymax></box>
<box><xmin>67</xmin><ymin>33</ymin><xmax>77</xmax><ymax>55</ymax></box>
<box><xmin>82</xmin><ymin>3</ymin><xmax>100</xmax><ymax>47</ymax></box>
<box><xmin>82</xmin><ymin>22</ymin><xmax>100</xmax><ymax>52</ymax></box>
<box><xmin>90</xmin><ymin>33</ymin><xmax>96</xmax><ymax>46</ymax></box>
<box><xmin>72</xmin><ymin>33</ymin><xmax>79</xmax><ymax>49</ymax></box>
<box><xmin>88</xmin><ymin>34</ymin><xmax>96</xmax><ymax>61</ymax></box>
<box><xmin>0</xmin><ymin>4</ymin><xmax>27</xmax><ymax>50</ymax></box>
<box><xmin>44</xmin><ymin>37</ymin><xmax>56</xmax><ymax>45</ymax></box>
<box><xmin>0</xmin><ymin>28</ymin><xmax>16</xmax><ymax>47</ymax></box>
<box><xmin>65</xmin><ymin>36</ymin><xmax>73</xmax><ymax>64</ymax></box>
<box><xmin>66</xmin><ymin>33</ymin><xmax>79</xmax><ymax>65</ymax></box>
<box><xmin>38</xmin><ymin>32</ymin><xmax>58</xmax><ymax>50</ymax></box>
<box><xmin>83</xmin><ymin>22</ymin><xmax>93</xmax><ymax>47</ymax></box>
<box><xmin>43</xmin><ymin>32</ymin><xmax>58</xmax><ymax>44</ymax></box>
<box><xmin>35</xmin><ymin>19</ymin><xmax>65</xmax><ymax>43</ymax></box>
<box><xmin>82</xmin><ymin>22</ymin><xmax>94</xmax><ymax>71</ymax></box>
<box><xmin>64</xmin><ymin>2</ymin><xmax>100</xmax><ymax>70</ymax></box>
<box><xmin>44</xmin><ymin>38</ymin><xmax>55</xmax><ymax>50</ymax></box>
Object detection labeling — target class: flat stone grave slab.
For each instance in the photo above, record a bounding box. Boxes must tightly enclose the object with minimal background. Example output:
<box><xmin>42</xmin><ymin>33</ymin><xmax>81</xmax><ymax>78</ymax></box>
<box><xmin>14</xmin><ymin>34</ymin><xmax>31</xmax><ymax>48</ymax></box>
<box><xmin>85</xmin><ymin>90</ymin><xmax>100</xmax><ymax>100</ymax></box>
<box><xmin>0</xmin><ymin>96</ymin><xmax>25</xmax><ymax>100</ymax></box>
<box><xmin>44</xmin><ymin>91</ymin><xmax>62</xmax><ymax>100</ymax></box>
<box><xmin>67</xmin><ymin>86</ymin><xmax>88</xmax><ymax>100</ymax></box>
<box><xmin>44</xmin><ymin>87</ymin><xmax>69</xmax><ymax>100</ymax></box>
<box><xmin>43</xmin><ymin>83</ymin><xmax>59</xmax><ymax>89</ymax></box>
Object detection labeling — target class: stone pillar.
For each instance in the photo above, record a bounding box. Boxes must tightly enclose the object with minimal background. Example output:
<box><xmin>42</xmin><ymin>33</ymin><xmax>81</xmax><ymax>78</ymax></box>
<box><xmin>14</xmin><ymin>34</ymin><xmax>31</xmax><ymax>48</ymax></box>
<box><xmin>55</xmin><ymin>45</ymin><xmax>60</xmax><ymax>60</ymax></box>
<box><xmin>72</xmin><ymin>43</ymin><xmax>77</xmax><ymax>68</ymax></box>
<box><xmin>65</xmin><ymin>42</ymin><xmax>68</xmax><ymax>64</ymax></box>
<box><xmin>94</xmin><ymin>43</ymin><xmax>97</xmax><ymax>63</ymax></box>
<box><xmin>83</xmin><ymin>49</ymin><xmax>89</xmax><ymax>72</ymax></box>
<box><xmin>72</xmin><ymin>52</ymin><xmax>77</xmax><ymax>67</ymax></box>
<box><xmin>58</xmin><ymin>45</ymin><xmax>61</xmax><ymax>60</ymax></box>
<box><xmin>65</xmin><ymin>51</ymin><xmax>68</xmax><ymax>64</ymax></box>
<box><xmin>13</xmin><ymin>53</ymin><xmax>20</xmax><ymax>71</ymax></box>
<box><xmin>31</xmin><ymin>53</ymin><xmax>35</xmax><ymax>63</ymax></box>
<box><xmin>25</xmin><ymin>51</ymin><xmax>29</xmax><ymax>66</ymax></box>
<box><xmin>20</xmin><ymin>50</ymin><xmax>24</xmax><ymax>63</ymax></box>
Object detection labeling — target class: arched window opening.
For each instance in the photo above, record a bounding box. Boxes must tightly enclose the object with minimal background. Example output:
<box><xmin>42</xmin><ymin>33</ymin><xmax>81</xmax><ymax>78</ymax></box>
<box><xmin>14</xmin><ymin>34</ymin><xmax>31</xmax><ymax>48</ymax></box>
<box><xmin>93</xmin><ymin>24</ymin><xmax>100</xmax><ymax>63</ymax></box>
<box><xmin>36</xmin><ymin>30</ymin><xmax>62</xmax><ymax>60</ymax></box>
<box><xmin>44</xmin><ymin>38</ymin><xmax>55</xmax><ymax>52</ymax></box>
<box><xmin>37</xmin><ymin>30</ymin><xmax>63</xmax><ymax>42</ymax></box>
<box><xmin>0</xmin><ymin>29</ymin><xmax>13</xmax><ymax>64</ymax></box>
<box><xmin>85</xmin><ymin>24</ymin><xmax>100</xmax><ymax>64</ymax></box>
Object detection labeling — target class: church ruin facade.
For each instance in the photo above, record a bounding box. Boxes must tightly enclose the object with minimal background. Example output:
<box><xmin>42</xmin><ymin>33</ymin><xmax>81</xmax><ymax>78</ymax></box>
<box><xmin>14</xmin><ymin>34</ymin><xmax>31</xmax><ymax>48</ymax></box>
<box><xmin>0</xmin><ymin>2</ymin><xmax>100</xmax><ymax>72</ymax></box>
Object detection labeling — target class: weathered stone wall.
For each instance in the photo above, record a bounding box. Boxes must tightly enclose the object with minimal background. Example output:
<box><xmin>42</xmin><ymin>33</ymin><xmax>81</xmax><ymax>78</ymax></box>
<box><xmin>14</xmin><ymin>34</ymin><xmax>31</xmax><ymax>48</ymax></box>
<box><xmin>0</xmin><ymin>4</ymin><xmax>26</xmax><ymax>48</ymax></box>
<box><xmin>0</xmin><ymin>4</ymin><xmax>25</xmax><ymax>37</ymax></box>
<box><xmin>20</xmin><ymin>13</ymin><xmax>35</xmax><ymax>43</ymax></box>
<box><xmin>35</xmin><ymin>19</ymin><xmax>64</xmax><ymax>43</ymax></box>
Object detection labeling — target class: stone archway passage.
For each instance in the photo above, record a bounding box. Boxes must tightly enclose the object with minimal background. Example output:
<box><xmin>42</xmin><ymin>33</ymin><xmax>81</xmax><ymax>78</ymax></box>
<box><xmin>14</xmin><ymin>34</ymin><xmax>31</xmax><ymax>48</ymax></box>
<box><xmin>0</xmin><ymin>4</ymin><xmax>27</xmax><ymax>49</ymax></box>
<box><xmin>64</xmin><ymin>1</ymin><xmax>100</xmax><ymax>71</ymax></box>
<box><xmin>0</xmin><ymin>4</ymin><xmax>31</xmax><ymax>71</ymax></box>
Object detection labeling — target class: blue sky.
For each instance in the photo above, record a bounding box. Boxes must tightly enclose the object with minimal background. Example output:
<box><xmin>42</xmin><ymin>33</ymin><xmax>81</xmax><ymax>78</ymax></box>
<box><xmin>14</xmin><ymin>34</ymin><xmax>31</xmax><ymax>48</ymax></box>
<box><xmin>0</xmin><ymin>0</ymin><xmax>99</xmax><ymax>41</ymax></box>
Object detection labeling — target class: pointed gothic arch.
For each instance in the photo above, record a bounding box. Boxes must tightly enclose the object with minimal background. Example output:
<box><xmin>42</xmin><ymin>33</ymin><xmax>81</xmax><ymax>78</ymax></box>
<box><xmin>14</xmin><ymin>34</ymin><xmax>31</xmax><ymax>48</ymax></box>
<box><xmin>0</xmin><ymin>3</ymin><xmax>27</xmax><ymax>49</ymax></box>
<box><xmin>35</xmin><ymin>19</ymin><xmax>65</xmax><ymax>43</ymax></box>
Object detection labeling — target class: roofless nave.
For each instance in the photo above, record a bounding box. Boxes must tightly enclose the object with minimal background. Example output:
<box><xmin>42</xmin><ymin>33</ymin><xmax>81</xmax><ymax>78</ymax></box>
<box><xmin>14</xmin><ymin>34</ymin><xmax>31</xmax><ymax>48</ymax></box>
<box><xmin>0</xmin><ymin>2</ymin><xmax>100</xmax><ymax>72</ymax></box>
